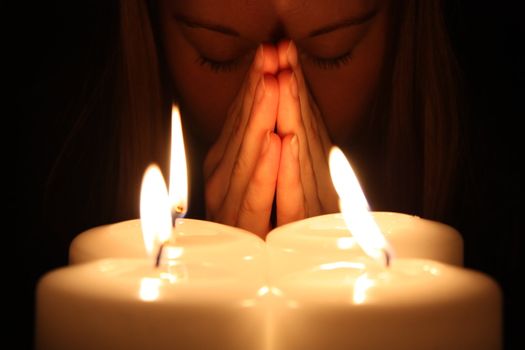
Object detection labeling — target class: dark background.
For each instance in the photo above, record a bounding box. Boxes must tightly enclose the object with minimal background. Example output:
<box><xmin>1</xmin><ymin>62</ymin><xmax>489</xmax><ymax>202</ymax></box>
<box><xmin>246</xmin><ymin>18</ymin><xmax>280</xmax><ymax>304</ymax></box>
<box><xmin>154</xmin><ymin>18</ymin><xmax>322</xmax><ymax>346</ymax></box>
<box><xmin>11</xmin><ymin>1</ymin><xmax>523</xmax><ymax>349</ymax></box>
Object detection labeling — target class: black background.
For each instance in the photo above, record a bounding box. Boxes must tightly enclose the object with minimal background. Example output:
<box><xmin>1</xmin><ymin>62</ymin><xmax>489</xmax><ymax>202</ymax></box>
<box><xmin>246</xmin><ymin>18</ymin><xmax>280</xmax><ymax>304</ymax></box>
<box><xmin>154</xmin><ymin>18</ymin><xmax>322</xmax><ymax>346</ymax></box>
<box><xmin>11</xmin><ymin>1</ymin><xmax>523</xmax><ymax>349</ymax></box>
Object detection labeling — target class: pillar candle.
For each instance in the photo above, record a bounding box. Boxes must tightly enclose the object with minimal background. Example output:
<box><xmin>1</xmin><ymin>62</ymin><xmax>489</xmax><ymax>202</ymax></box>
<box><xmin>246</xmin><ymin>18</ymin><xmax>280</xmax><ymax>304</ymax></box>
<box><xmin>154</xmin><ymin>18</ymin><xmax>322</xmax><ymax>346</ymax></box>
<box><xmin>36</xmin><ymin>103</ymin><xmax>273</xmax><ymax>349</ymax></box>
<box><xmin>36</xmin><ymin>254</ymin><xmax>268</xmax><ymax>350</ymax></box>
<box><xmin>266</xmin><ymin>211</ymin><xmax>463</xmax><ymax>280</ymax></box>
<box><xmin>265</xmin><ymin>257</ymin><xmax>502</xmax><ymax>350</ymax></box>
<box><xmin>69</xmin><ymin>217</ymin><xmax>264</xmax><ymax>264</ymax></box>
<box><xmin>71</xmin><ymin>212</ymin><xmax>462</xmax><ymax>266</ymax></box>
<box><xmin>260</xmin><ymin>146</ymin><xmax>495</xmax><ymax>350</ymax></box>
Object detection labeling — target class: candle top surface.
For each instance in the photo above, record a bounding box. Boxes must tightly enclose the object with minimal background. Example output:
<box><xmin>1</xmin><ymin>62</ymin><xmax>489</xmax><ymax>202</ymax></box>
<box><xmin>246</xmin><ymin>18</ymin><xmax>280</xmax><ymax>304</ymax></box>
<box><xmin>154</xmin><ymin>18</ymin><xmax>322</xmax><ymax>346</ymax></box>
<box><xmin>266</xmin><ymin>212</ymin><xmax>463</xmax><ymax>266</ymax></box>
<box><xmin>70</xmin><ymin>218</ymin><xmax>265</xmax><ymax>264</ymax></box>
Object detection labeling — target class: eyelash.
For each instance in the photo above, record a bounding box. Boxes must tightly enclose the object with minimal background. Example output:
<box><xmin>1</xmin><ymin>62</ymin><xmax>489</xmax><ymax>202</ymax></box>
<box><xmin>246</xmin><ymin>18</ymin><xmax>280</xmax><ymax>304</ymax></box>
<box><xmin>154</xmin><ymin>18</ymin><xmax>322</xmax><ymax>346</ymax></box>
<box><xmin>195</xmin><ymin>56</ymin><xmax>241</xmax><ymax>73</ymax></box>
<box><xmin>306</xmin><ymin>51</ymin><xmax>353</xmax><ymax>70</ymax></box>
<box><xmin>196</xmin><ymin>50</ymin><xmax>353</xmax><ymax>73</ymax></box>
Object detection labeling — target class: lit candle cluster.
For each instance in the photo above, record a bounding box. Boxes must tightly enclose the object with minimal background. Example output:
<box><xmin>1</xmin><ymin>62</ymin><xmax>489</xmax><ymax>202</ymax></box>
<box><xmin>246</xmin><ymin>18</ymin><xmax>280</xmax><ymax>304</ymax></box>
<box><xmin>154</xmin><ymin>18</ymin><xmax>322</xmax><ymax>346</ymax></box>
<box><xmin>36</xmin><ymin>105</ymin><xmax>502</xmax><ymax>350</ymax></box>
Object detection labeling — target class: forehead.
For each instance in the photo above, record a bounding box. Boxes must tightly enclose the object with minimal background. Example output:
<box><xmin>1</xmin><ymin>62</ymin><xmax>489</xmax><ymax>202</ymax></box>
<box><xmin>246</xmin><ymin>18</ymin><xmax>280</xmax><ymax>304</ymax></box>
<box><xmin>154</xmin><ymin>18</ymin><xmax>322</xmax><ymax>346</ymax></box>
<box><xmin>169</xmin><ymin>0</ymin><xmax>380</xmax><ymax>41</ymax></box>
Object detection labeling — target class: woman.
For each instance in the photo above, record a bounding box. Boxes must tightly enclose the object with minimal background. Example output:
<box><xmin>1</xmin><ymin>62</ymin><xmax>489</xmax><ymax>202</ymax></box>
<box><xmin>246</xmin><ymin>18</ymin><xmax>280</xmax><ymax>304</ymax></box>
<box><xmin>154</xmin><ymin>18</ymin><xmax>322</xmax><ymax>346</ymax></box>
<box><xmin>68</xmin><ymin>0</ymin><xmax>459</xmax><ymax>239</ymax></box>
<box><xmin>21</xmin><ymin>1</ymin><xmax>521</xmax><ymax>348</ymax></box>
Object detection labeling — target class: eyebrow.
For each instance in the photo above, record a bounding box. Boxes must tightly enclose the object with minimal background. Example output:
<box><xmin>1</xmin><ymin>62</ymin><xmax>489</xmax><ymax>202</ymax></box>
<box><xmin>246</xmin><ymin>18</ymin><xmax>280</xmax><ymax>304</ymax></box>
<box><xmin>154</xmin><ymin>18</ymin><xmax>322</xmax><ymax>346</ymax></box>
<box><xmin>173</xmin><ymin>14</ymin><xmax>240</xmax><ymax>37</ymax></box>
<box><xmin>173</xmin><ymin>9</ymin><xmax>378</xmax><ymax>39</ymax></box>
<box><xmin>307</xmin><ymin>10</ymin><xmax>378</xmax><ymax>37</ymax></box>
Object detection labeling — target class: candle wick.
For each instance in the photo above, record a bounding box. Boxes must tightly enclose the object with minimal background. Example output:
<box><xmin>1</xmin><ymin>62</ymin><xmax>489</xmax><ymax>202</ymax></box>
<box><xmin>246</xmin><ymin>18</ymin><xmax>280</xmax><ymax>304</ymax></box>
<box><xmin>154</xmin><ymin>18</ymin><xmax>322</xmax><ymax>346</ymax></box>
<box><xmin>158</xmin><ymin>207</ymin><xmax>184</xmax><ymax>268</ymax></box>
<box><xmin>155</xmin><ymin>242</ymin><xmax>166</xmax><ymax>268</ymax></box>
<box><xmin>171</xmin><ymin>206</ymin><xmax>184</xmax><ymax>227</ymax></box>
<box><xmin>383</xmin><ymin>249</ymin><xmax>391</xmax><ymax>268</ymax></box>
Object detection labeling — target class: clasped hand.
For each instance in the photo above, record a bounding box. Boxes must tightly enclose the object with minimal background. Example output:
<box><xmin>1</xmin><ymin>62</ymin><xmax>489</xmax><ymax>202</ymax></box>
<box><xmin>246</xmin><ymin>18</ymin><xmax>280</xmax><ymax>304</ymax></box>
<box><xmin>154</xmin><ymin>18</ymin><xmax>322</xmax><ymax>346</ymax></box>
<box><xmin>204</xmin><ymin>41</ymin><xmax>338</xmax><ymax>237</ymax></box>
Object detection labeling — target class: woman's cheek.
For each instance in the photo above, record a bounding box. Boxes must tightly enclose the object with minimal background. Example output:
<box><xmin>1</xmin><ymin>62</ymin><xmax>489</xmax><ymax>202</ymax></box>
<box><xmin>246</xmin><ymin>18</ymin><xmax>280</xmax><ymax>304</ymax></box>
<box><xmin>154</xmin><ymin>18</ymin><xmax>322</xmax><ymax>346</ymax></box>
<box><xmin>301</xmin><ymin>16</ymin><xmax>388</xmax><ymax>145</ymax></box>
<box><xmin>302</xmin><ymin>59</ymin><xmax>381</xmax><ymax>146</ymax></box>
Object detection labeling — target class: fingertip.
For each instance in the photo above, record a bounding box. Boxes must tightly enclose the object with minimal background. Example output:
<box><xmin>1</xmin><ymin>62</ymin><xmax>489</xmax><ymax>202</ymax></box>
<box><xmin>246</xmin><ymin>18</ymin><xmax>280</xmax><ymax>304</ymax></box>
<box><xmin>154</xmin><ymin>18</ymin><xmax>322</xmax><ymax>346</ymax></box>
<box><xmin>269</xmin><ymin>131</ymin><xmax>282</xmax><ymax>150</ymax></box>
<box><xmin>261</xmin><ymin>73</ymin><xmax>279</xmax><ymax>99</ymax></box>
<box><xmin>286</xmin><ymin>41</ymin><xmax>299</xmax><ymax>68</ymax></box>
<box><xmin>276</xmin><ymin>70</ymin><xmax>300</xmax><ymax>136</ymax></box>
<box><xmin>279</xmin><ymin>134</ymin><xmax>300</xmax><ymax>177</ymax></box>
<box><xmin>277</xmin><ymin>133</ymin><xmax>305</xmax><ymax>226</ymax></box>
<box><xmin>281</xmin><ymin>133</ymin><xmax>298</xmax><ymax>160</ymax></box>
<box><xmin>277</xmin><ymin>70</ymin><xmax>297</xmax><ymax>98</ymax></box>
<box><xmin>261</xmin><ymin>131</ymin><xmax>282</xmax><ymax>158</ymax></box>
<box><xmin>277</xmin><ymin>69</ymin><xmax>293</xmax><ymax>85</ymax></box>
<box><xmin>260</xmin><ymin>43</ymin><xmax>279</xmax><ymax>74</ymax></box>
<box><xmin>277</xmin><ymin>39</ymin><xmax>291</xmax><ymax>70</ymax></box>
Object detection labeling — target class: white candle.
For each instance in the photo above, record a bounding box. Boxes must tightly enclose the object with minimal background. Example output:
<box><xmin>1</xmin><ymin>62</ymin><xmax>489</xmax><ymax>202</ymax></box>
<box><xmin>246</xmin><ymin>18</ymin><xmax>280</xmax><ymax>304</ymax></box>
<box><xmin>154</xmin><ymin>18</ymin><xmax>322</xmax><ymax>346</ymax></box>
<box><xmin>36</xmin><ymin>114</ymin><xmax>502</xmax><ymax>350</ymax></box>
<box><xmin>69</xmin><ymin>217</ymin><xmax>264</xmax><ymax>264</ymax></box>
<box><xmin>37</xmin><ymin>106</ymin><xmax>268</xmax><ymax>348</ymax></box>
<box><xmin>36</xmin><ymin>255</ymin><xmax>268</xmax><ymax>350</ymax></box>
<box><xmin>69</xmin><ymin>105</ymin><xmax>263</xmax><ymax>265</ymax></box>
<box><xmin>261</xmin><ymin>146</ymin><xmax>501</xmax><ymax>350</ymax></box>
<box><xmin>266</xmin><ymin>257</ymin><xmax>502</xmax><ymax>350</ymax></box>
<box><xmin>36</xmin><ymin>104</ymin><xmax>267</xmax><ymax>350</ymax></box>
<box><xmin>266</xmin><ymin>211</ymin><xmax>463</xmax><ymax>280</ymax></box>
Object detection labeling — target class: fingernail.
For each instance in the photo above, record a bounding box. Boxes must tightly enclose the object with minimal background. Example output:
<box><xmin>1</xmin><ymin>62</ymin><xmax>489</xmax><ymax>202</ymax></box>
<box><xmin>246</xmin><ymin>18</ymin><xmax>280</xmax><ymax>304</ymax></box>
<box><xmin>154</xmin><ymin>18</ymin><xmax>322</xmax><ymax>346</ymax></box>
<box><xmin>262</xmin><ymin>131</ymin><xmax>271</xmax><ymax>155</ymax></box>
<box><xmin>255</xmin><ymin>76</ymin><xmax>266</xmax><ymax>102</ymax></box>
<box><xmin>286</xmin><ymin>41</ymin><xmax>297</xmax><ymax>67</ymax></box>
<box><xmin>290</xmin><ymin>134</ymin><xmax>298</xmax><ymax>159</ymax></box>
<box><xmin>255</xmin><ymin>44</ymin><xmax>264</xmax><ymax>71</ymax></box>
<box><xmin>290</xmin><ymin>72</ymin><xmax>298</xmax><ymax>99</ymax></box>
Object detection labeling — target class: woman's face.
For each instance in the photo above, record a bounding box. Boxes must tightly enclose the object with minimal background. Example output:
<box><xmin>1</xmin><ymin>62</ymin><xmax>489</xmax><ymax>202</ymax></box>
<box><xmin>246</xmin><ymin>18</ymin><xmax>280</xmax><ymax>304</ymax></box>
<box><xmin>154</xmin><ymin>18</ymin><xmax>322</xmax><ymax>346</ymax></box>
<box><xmin>158</xmin><ymin>0</ymin><xmax>391</xmax><ymax>148</ymax></box>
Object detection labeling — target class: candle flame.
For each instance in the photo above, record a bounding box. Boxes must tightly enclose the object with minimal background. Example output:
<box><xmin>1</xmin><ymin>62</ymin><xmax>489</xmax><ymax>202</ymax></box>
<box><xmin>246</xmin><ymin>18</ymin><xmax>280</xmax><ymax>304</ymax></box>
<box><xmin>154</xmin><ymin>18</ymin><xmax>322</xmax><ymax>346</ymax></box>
<box><xmin>140</xmin><ymin>164</ymin><xmax>172</xmax><ymax>257</ymax></box>
<box><xmin>329</xmin><ymin>146</ymin><xmax>394</xmax><ymax>265</ymax></box>
<box><xmin>169</xmin><ymin>105</ymin><xmax>188</xmax><ymax>219</ymax></box>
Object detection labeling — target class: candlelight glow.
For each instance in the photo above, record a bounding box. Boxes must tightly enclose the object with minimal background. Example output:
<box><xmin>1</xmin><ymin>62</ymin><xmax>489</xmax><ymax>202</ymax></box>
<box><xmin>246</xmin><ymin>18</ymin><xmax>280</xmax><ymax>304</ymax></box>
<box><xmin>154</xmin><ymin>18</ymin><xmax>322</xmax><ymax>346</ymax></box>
<box><xmin>336</xmin><ymin>236</ymin><xmax>357</xmax><ymax>250</ymax></box>
<box><xmin>139</xmin><ymin>277</ymin><xmax>161</xmax><ymax>302</ymax></box>
<box><xmin>140</xmin><ymin>165</ymin><xmax>172</xmax><ymax>256</ymax></box>
<box><xmin>319</xmin><ymin>261</ymin><xmax>365</xmax><ymax>271</ymax></box>
<box><xmin>329</xmin><ymin>146</ymin><xmax>394</xmax><ymax>265</ymax></box>
<box><xmin>169</xmin><ymin>105</ymin><xmax>188</xmax><ymax>218</ymax></box>
<box><xmin>353</xmin><ymin>273</ymin><xmax>374</xmax><ymax>304</ymax></box>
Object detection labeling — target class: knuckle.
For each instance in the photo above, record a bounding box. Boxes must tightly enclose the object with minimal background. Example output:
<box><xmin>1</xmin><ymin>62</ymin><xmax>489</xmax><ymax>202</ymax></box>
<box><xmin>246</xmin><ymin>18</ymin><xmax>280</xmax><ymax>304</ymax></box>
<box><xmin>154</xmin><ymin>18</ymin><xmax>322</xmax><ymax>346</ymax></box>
<box><xmin>240</xmin><ymin>196</ymin><xmax>259</xmax><ymax>216</ymax></box>
<box><xmin>232</xmin><ymin>155</ymin><xmax>250</xmax><ymax>178</ymax></box>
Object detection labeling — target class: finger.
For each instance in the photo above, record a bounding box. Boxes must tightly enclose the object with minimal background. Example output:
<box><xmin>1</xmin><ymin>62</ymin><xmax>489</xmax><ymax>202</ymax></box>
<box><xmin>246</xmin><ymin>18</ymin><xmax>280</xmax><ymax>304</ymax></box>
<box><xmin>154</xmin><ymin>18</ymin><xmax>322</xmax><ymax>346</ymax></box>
<box><xmin>204</xmin><ymin>75</ymin><xmax>268</xmax><ymax>216</ymax></box>
<box><xmin>286</xmin><ymin>42</ymin><xmax>321</xmax><ymax>140</ymax></box>
<box><xmin>276</xmin><ymin>69</ymin><xmax>300</xmax><ymax>136</ymax></box>
<box><xmin>229</xmin><ymin>45</ymin><xmax>278</xmax><ymax>163</ymax></box>
<box><xmin>278</xmin><ymin>40</ymin><xmax>330</xmax><ymax>151</ymax></box>
<box><xmin>219</xmin><ymin>74</ymin><xmax>280</xmax><ymax>224</ymax></box>
<box><xmin>277</xmin><ymin>39</ymin><xmax>291</xmax><ymax>71</ymax></box>
<box><xmin>204</xmin><ymin>45</ymin><xmax>264</xmax><ymax>179</ymax></box>
<box><xmin>277</xmin><ymin>70</ymin><xmax>321</xmax><ymax>216</ymax></box>
<box><xmin>286</xmin><ymin>43</ymin><xmax>338</xmax><ymax>213</ymax></box>
<box><xmin>204</xmin><ymin>44</ymin><xmax>279</xmax><ymax>179</ymax></box>
<box><xmin>277</xmin><ymin>134</ymin><xmax>305</xmax><ymax>226</ymax></box>
<box><xmin>237</xmin><ymin>132</ymin><xmax>281</xmax><ymax>237</ymax></box>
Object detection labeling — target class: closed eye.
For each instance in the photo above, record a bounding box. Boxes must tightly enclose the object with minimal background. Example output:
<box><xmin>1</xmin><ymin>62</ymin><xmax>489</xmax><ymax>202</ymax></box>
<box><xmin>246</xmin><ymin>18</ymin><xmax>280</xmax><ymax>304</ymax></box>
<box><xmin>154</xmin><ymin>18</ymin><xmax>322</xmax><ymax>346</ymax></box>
<box><xmin>305</xmin><ymin>51</ymin><xmax>353</xmax><ymax>70</ymax></box>
<box><xmin>195</xmin><ymin>55</ymin><xmax>243</xmax><ymax>73</ymax></box>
